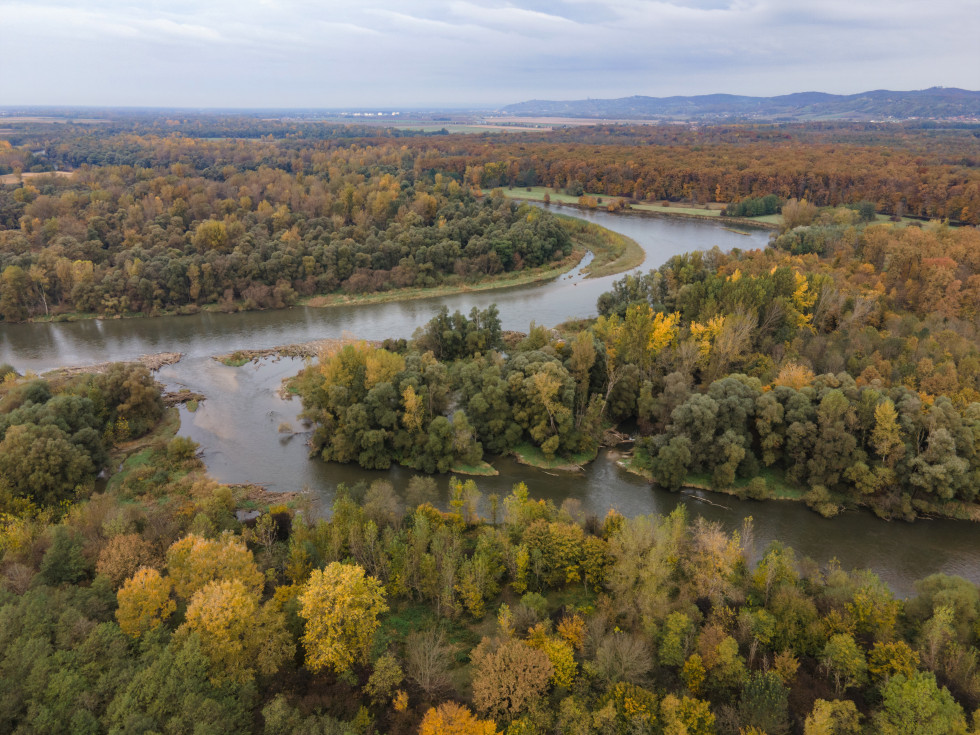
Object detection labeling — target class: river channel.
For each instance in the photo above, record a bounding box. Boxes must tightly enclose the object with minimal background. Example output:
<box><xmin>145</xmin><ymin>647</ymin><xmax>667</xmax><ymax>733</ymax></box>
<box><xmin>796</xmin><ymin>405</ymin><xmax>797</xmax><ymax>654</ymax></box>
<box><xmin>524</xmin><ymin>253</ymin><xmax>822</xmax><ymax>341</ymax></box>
<box><xmin>2</xmin><ymin>206</ymin><xmax>976</xmax><ymax>595</ymax></box>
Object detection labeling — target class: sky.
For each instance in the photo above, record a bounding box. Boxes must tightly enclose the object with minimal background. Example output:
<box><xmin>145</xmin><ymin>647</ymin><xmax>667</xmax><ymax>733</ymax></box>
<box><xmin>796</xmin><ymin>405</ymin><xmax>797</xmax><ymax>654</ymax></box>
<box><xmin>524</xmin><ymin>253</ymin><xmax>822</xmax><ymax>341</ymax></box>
<box><xmin>1</xmin><ymin>0</ymin><xmax>978</xmax><ymax>109</ymax></box>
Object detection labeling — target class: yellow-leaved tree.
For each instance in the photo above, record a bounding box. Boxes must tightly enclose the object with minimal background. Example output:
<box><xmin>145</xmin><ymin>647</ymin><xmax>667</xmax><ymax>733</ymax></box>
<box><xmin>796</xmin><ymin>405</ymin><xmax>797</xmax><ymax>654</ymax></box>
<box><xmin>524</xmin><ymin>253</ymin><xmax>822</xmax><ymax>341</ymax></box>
<box><xmin>299</xmin><ymin>562</ymin><xmax>388</xmax><ymax>675</ymax></box>
<box><xmin>179</xmin><ymin>579</ymin><xmax>294</xmax><ymax>684</ymax></box>
<box><xmin>116</xmin><ymin>567</ymin><xmax>175</xmax><ymax>638</ymax></box>
<box><xmin>165</xmin><ymin>533</ymin><xmax>264</xmax><ymax>600</ymax></box>
<box><xmin>418</xmin><ymin>702</ymin><xmax>500</xmax><ymax>735</ymax></box>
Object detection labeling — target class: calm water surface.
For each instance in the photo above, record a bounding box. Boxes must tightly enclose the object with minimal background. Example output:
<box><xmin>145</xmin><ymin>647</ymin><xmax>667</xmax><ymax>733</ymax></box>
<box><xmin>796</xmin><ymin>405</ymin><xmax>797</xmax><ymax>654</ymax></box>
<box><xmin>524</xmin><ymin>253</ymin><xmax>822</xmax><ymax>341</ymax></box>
<box><xmin>2</xmin><ymin>208</ymin><xmax>976</xmax><ymax>595</ymax></box>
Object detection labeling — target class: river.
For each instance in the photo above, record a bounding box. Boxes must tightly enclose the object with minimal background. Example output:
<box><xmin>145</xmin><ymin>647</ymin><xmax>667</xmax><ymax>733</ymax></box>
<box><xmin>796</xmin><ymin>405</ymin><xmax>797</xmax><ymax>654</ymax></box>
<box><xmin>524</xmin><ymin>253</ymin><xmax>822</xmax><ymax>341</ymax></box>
<box><xmin>2</xmin><ymin>206</ymin><xmax>976</xmax><ymax>596</ymax></box>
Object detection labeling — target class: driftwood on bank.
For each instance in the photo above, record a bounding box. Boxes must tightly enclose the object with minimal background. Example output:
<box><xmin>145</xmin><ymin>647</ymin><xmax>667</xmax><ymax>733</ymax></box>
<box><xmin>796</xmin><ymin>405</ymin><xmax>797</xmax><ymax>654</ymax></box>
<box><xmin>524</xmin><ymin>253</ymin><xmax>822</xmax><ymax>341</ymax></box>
<box><xmin>43</xmin><ymin>352</ymin><xmax>182</xmax><ymax>378</ymax></box>
<box><xmin>162</xmin><ymin>390</ymin><xmax>206</xmax><ymax>407</ymax></box>
<box><xmin>212</xmin><ymin>338</ymin><xmax>381</xmax><ymax>365</ymax></box>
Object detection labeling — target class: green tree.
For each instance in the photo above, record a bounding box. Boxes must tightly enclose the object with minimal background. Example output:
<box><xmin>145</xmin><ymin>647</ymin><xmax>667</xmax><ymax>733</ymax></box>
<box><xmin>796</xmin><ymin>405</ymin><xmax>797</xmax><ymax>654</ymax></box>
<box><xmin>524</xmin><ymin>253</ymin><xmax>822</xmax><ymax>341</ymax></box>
<box><xmin>873</xmin><ymin>672</ymin><xmax>968</xmax><ymax>735</ymax></box>
<box><xmin>0</xmin><ymin>423</ymin><xmax>93</xmax><ymax>508</ymax></box>
<box><xmin>822</xmin><ymin>633</ymin><xmax>868</xmax><ymax>695</ymax></box>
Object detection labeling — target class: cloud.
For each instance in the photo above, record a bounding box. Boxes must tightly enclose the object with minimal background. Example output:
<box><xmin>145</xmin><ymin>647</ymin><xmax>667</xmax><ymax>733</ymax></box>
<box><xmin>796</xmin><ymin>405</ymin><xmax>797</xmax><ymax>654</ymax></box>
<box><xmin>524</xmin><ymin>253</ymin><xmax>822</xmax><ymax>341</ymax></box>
<box><xmin>0</xmin><ymin>0</ymin><xmax>976</xmax><ymax>107</ymax></box>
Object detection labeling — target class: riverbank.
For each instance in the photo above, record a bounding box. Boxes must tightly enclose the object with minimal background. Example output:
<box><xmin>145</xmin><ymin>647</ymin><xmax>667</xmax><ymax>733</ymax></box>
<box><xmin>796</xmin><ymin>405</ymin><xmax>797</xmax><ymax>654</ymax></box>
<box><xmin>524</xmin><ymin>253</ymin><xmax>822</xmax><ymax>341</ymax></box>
<box><xmin>213</xmin><ymin>338</ymin><xmax>382</xmax><ymax>366</ymax></box>
<box><xmin>303</xmin><ymin>246</ymin><xmax>587</xmax><ymax>310</ymax></box>
<box><xmin>555</xmin><ymin>215</ymin><xmax>645</xmax><ymax>278</ymax></box>
<box><xmin>615</xmin><ymin>452</ymin><xmax>980</xmax><ymax>523</ymax></box>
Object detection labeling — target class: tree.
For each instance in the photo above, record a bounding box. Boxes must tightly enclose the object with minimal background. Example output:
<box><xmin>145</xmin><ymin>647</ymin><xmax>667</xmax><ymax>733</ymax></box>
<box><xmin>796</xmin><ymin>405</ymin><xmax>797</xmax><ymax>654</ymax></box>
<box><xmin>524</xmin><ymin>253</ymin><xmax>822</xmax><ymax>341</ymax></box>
<box><xmin>873</xmin><ymin>672</ymin><xmax>968</xmax><ymax>735</ymax></box>
<box><xmin>180</xmin><ymin>579</ymin><xmax>294</xmax><ymax>684</ymax></box>
<box><xmin>406</xmin><ymin>627</ymin><xmax>454</xmax><ymax>697</ymax></box>
<box><xmin>804</xmin><ymin>699</ymin><xmax>862</xmax><ymax>735</ymax></box>
<box><xmin>471</xmin><ymin>637</ymin><xmax>553</xmax><ymax>721</ymax></box>
<box><xmin>364</xmin><ymin>652</ymin><xmax>403</xmax><ymax>707</ymax></box>
<box><xmin>165</xmin><ymin>533</ymin><xmax>264</xmax><ymax>600</ymax></box>
<box><xmin>659</xmin><ymin>693</ymin><xmax>715</xmax><ymax>735</ymax></box>
<box><xmin>739</xmin><ymin>671</ymin><xmax>790</xmax><ymax>735</ymax></box>
<box><xmin>0</xmin><ymin>423</ymin><xmax>93</xmax><ymax>507</ymax></box>
<box><xmin>39</xmin><ymin>526</ymin><xmax>89</xmax><ymax>585</ymax></box>
<box><xmin>419</xmin><ymin>702</ymin><xmax>499</xmax><ymax>735</ymax></box>
<box><xmin>872</xmin><ymin>399</ymin><xmax>905</xmax><ymax>467</ymax></box>
<box><xmin>116</xmin><ymin>567</ymin><xmax>176</xmax><ymax>638</ymax></box>
<box><xmin>96</xmin><ymin>533</ymin><xmax>157</xmax><ymax>588</ymax></box>
<box><xmin>106</xmin><ymin>631</ymin><xmax>252</xmax><ymax>734</ymax></box>
<box><xmin>299</xmin><ymin>562</ymin><xmax>388</xmax><ymax>676</ymax></box>
<box><xmin>822</xmin><ymin>633</ymin><xmax>867</xmax><ymax>695</ymax></box>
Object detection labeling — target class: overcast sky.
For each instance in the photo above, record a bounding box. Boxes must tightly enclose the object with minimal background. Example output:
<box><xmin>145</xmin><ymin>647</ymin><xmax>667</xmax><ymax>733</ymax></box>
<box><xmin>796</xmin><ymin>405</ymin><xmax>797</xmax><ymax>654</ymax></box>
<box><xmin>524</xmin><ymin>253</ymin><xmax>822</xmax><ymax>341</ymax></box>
<box><xmin>1</xmin><ymin>0</ymin><xmax>977</xmax><ymax>109</ymax></box>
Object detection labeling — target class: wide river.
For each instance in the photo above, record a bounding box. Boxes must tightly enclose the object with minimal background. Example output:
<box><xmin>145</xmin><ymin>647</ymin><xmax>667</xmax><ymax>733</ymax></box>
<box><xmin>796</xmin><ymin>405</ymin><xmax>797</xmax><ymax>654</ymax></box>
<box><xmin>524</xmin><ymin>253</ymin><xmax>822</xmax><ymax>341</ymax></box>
<box><xmin>2</xmin><ymin>206</ymin><xmax>976</xmax><ymax>595</ymax></box>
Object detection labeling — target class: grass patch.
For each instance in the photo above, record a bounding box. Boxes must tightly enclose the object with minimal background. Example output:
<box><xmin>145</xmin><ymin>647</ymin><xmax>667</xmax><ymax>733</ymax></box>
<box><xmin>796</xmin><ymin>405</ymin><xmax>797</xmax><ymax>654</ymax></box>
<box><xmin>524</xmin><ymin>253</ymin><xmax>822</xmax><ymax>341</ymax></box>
<box><xmin>631</xmin><ymin>201</ymin><xmax>722</xmax><ymax>217</ymax></box>
<box><xmin>512</xmin><ymin>442</ymin><xmax>597</xmax><ymax>471</ymax></box>
<box><xmin>220</xmin><ymin>351</ymin><xmax>251</xmax><ymax>367</ymax></box>
<box><xmin>502</xmin><ymin>187</ymin><xmax>780</xmax><ymax>229</ymax></box>
<box><xmin>683</xmin><ymin>468</ymin><xmax>805</xmax><ymax>501</ymax></box>
<box><xmin>617</xmin><ymin>455</ymin><xmax>654</xmax><ymax>481</ymax></box>
<box><xmin>451</xmin><ymin>461</ymin><xmax>499</xmax><ymax>476</ymax></box>
<box><xmin>185</xmin><ymin>399</ymin><xmax>198</xmax><ymax>412</ymax></box>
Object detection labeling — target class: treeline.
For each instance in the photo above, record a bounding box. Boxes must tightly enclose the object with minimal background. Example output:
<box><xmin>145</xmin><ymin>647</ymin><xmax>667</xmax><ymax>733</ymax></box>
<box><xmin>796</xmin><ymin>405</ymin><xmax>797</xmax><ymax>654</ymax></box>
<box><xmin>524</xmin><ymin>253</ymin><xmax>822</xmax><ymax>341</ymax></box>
<box><xmin>0</xmin><ymin>147</ymin><xmax>571</xmax><ymax>320</ymax></box>
<box><xmin>722</xmin><ymin>195</ymin><xmax>782</xmax><ymax>218</ymax></box>
<box><xmin>409</xmin><ymin>125</ymin><xmax>980</xmax><ymax>223</ymax></box>
<box><xmin>637</xmin><ymin>373</ymin><xmax>979</xmax><ymax>518</ymax></box>
<box><xmin>593</xmin><ymin>215</ymin><xmax>980</xmax><ymax>517</ymax></box>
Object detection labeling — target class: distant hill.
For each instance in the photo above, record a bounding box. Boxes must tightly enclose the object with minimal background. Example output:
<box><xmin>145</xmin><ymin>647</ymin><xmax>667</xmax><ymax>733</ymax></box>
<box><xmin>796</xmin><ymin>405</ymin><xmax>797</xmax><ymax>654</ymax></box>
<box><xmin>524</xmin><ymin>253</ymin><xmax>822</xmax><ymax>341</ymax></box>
<box><xmin>501</xmin><ymin>88</ymin><xmax>980</xmax><ymax>121</ymax></box>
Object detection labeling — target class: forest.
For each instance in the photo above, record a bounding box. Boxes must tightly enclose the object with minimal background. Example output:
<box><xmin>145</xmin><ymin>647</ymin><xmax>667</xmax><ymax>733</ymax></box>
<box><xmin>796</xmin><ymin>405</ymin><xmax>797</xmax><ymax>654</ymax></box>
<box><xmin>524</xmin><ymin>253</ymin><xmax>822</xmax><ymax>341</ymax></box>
<box><xmin>292</xmin><ymin>206</ymin><xmax>980</xmax><ymax>522</ymax></box>
<box><xmin>0</xmin><ymin>150</ymin><xmax>571</xmax><ymax>321</ymax></box>
<box><xmin>1</xmin><ymin>367</ymin><xmax>979</xmax><ymax>734</ymax></box>
<box><xmin>2</xmin><ymin>118</ymin><xmax>980</xmax><ymax>321</ymax></box>
<box><xmin>2</xmin><ymin>115</ymin><xmax>980</xmax><ymax>733</ymax></box>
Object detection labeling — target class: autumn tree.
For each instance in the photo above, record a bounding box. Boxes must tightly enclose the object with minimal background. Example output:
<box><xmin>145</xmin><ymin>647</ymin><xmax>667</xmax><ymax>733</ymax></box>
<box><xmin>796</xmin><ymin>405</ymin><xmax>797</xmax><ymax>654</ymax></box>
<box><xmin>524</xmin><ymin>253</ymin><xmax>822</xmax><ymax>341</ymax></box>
<box><xmin>471</xmin><ymin>637</ymin><xmax>553</xmax><ymax>721</ymax></box>
<box><xmin>116</xmin><ymin>567</ymin><xmax>176</xmax><ymax>638</ymax></box>
<box><xmin>165</xmin><ymin>533</ymin><xmax>264</xmax><ymax>600</ymax></box>
<box><xmin>299</xmin><ymin>562</ymin><xmax>388</xmax><ymax>675</ymax></box>
<box><xmin>419</xmin><ymin>702</ymin><xmax>500</xmax><ymax>735</ymax></box>
<box><xmin>179</xmin><ymin>579</ymin><xmax>294</xmax><ymax>684</ymax></box>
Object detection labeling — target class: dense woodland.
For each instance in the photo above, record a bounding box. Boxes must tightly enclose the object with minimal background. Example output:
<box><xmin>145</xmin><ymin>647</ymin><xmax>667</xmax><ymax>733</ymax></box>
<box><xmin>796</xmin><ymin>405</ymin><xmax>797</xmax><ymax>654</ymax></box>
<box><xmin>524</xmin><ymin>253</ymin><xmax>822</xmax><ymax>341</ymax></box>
<box><xmin>1</xmin><ymin>366</ymin><xmax>979</xmax><ymax>734</ymax></box>
<box><xmin>294</xmin><ymin>207</ymin><xmax>980</xmax><ymax>521</ymax></box>
<box><xmin>0</xmin><ymin>149</ymin><xmax>571</xmax><ymax>320</ymax></box>
<box><xmin>2</xmin><ymin>115</ymin><xmax>980</xmax><ymax>733</ymax></box>
<box><xmin>2</xmin><ymin>118</ymin><xmax>980</xmax><ymax>321</ymax></box>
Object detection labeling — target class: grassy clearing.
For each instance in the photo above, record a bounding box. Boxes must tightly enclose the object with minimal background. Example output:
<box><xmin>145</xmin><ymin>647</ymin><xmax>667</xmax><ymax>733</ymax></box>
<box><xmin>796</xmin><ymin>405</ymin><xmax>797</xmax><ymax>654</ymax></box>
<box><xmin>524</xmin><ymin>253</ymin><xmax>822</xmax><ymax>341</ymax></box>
<box><xmin>105</xmin><ymin>408</ymin><xmax>181</xmax><ymax>493</ymax></box>
<box><xmin>632</xmin><ymin>202</ymin><xmax>722</xmax><ymax>217</ymax></box>
<box><xmin>512</xmin><ymin>442</ymin><xmax>597</xmax><ymax>471</ymax></box>
<box><xmin>558</xmin><ymin>214</ymin><xmax>645</xmax><ymax>278</ymax></box>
